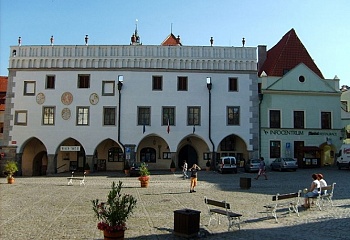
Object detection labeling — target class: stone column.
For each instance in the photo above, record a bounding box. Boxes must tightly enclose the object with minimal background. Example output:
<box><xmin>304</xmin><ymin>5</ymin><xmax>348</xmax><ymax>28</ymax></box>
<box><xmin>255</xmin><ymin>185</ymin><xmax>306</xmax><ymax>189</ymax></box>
<box><xmin>46</xmin><ymin>154</ymin><xmax>57</xmax><ymax>175</ymax></box>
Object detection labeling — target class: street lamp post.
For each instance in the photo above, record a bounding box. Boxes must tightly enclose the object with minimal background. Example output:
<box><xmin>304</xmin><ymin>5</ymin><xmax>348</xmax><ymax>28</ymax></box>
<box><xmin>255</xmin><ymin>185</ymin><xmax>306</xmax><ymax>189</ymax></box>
<box><xmin>117</xmin><ymin>76</ymin><xmax>126</xmax><ymax>167</ymax></box>
<box><xmin>206</xmin><ymin>77</ymin><xmax>215</xmax><ymax>169</ymax></box>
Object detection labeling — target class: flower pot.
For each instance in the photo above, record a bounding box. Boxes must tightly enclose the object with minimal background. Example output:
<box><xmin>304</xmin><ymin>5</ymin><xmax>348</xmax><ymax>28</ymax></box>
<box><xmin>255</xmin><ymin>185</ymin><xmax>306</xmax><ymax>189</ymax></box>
<box><xmin>104</xmin><ymin>230</ymin><xmax>124</xmax><ymax>240</ymax></box>
<box><xmin>170</xmin><ymin>168</ymin><xmax>176</xmax><ymax>173</ymax></box>
<box><xmin>7</xmin><ymin>177</ymin><xmax>15</xmax><ymax>184</ymax></box>
<box><xmin>206</xmin><ymin>167</ymin><xmax>210</xmax><ymax>171</ymax></box>
<box><xmin>138</xmin><ymin>176</ymin><xmax>150</xmax><ymax>188</ymax></box>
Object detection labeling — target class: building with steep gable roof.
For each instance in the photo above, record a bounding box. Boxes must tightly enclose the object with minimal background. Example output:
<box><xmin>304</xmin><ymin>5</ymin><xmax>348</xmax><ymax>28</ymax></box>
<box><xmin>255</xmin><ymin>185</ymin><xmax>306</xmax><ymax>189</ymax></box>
<box><xmin>258</xmin><ymin>29</ymin><xmax>341</xmax><ymax>167</ymax></box>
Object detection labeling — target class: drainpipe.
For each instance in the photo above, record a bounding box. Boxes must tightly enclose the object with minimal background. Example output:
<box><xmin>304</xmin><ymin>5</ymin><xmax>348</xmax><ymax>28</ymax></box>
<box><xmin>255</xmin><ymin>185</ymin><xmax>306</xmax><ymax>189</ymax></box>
<box><xmin>258</xmin><ymin>93</ymin><xmax>263</xmax><ymax>157</ymax></box>
<box><xmin>207</xmin><ymin>77</ymin><xmax>215</xmax><ymax>169</ymax></box>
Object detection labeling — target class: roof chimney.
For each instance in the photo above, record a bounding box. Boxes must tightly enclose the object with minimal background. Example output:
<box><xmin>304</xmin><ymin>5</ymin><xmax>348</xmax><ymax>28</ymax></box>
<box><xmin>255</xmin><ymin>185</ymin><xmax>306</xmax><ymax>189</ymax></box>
<box><xmin>258</xmin><ymin>45</ymin><xmax>267</xmax><ymax>72</ymax></box>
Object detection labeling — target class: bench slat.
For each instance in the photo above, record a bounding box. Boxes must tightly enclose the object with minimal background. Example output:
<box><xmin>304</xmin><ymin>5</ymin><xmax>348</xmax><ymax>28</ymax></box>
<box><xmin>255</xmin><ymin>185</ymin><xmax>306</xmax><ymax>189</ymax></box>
<box><xmin>272</xmin><ymin>192</ymin><xmax>298</xmax><ymax>201</ymax></box>
<box><xmin>206</xmin><ymin>199</ymin><xmax>230</xmax><ymax>209</ymax></box>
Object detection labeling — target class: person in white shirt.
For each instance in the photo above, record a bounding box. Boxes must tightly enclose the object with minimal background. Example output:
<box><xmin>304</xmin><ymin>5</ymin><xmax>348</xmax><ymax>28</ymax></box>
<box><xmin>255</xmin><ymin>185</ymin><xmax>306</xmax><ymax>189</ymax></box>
<box><xmin>303</xmin><ymin>173</ymin><xmax>320</xmax><ymax>208</ymax></box>
<box><xmin>182</xmin><ymin>160</ymin><xmax>188</xmax><ymax>179</ymax></box>
<box><xmin>317</xmin><ymin>173</ymin><xmax>327</xmax><ymax>194</ymax></box>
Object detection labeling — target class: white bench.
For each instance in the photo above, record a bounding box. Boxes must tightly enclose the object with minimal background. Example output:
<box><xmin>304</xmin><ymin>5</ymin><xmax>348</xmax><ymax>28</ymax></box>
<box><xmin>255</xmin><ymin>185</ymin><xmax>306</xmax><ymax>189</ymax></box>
<box><xmin>264</xmin><ymin>190</ymin><xmax>301</xmax><ymax>223</ymax></box>
<box><xmin>310</xmin><ymin>182</ymin><xmax>336</xmax><ymax>211</ymax></box>
<box><xmin>204</xmin><ymin>197</ymin><xmax>242</xmax><ymax>231</ymax></box>
<box><xmin>67</xmin><ymin>171</ymin><xmax>86</xmax><ymax>186</ymax></box>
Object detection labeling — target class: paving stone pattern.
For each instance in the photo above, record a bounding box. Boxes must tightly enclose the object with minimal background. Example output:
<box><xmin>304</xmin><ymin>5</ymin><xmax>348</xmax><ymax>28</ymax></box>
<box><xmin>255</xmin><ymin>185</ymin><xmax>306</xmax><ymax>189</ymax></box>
<box><xmin>1</xmin><ymin>167</ymin><xmax>349</xmax><ymax>239</ymax></box>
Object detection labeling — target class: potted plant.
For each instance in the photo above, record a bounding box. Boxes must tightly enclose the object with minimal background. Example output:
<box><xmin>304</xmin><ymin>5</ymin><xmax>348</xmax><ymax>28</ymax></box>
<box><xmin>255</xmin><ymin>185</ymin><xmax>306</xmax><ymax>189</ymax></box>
<box><xmin>84</xmin><ymin>163</ymin><xmax>90</xmax><ymax>174</ymax></box>
<box><xmin>92</xmin><ymin>181</ymin><xmax>137</xmax><ymax>240</ymax></box>
<box><xmin>170</xmin><ymin>159</ymin><xmax>176</xmax><ymax>173</ymax></box>
<box><xmin>4</xmin><ymin>160</ymin><xmax>18</xmax><ymax>184</ymax></box>
<box><xmin>123</xmin><ymin>161</ymin><xmax>130</xmax><ymax>176</ymax></box>
<box><xmin>138</xmin><ymin>162</ymin><xmax>150</xmax><ymax>188</ymax></box>
<box><xmin>206</xmin><ymin>160</ymin><xmax>211</xmax><ymax>171</ymax></box>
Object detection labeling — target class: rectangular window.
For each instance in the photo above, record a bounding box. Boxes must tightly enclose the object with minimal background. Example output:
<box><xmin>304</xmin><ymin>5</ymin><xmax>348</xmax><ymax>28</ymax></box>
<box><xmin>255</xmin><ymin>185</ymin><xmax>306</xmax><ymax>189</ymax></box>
<box><xmin>227</xmin><ymin>106</ymin><xmax>240</xmax><ymax>125</ymax></box>
<box><xmin>43</xmin><ymin>107</ymin><xmax>55</xmax><ymax>125</ymax></box>
<box><xmin>77</xmin><ymin>107</ymin><xmax>89</xmax><ymax>125</ymax></box>
<box><xmin>14</xmin><ymin>110</ymin><xmax>27</xmax><ymax>125</ymax></box>
<box><xmin>162</xmin><ymin>107</ymin><xmax>175</xmax><ymax>125</ymax></box>
<box><xmin>78</xmin><ymin>74</ymin><xmax>90</xmax><ymax>88</ymax></box>
<box><xmin>293</xmin><ymin>111</ymin><xmax>304</xmax><ymax>129</ymax></box>
<box><xmin>102</xmin><ymin>81</ymin><xmax>115</xmax><ymax>96</ymax></box>
<box><xmin>321</xmin><ymin>112</ymin><xmax>331</xmax><ymax>129</ymax></box>
<box><xmin>103</xmin><ymin>107</ymin><xmax>116</xmax><ymax>125</ymax></box>
<box><xmin>269</xmin><ymin>110</ymin><xmax>281</xmax><ymax>128</ymax></box>
<box><xmin>228</xmin><ymin>78</ymin><xmax>238</xmax><ymax>91</ymax></box>
<box><xmin>24</xmin><ymin>81</ymin><xmax>36</xmax><ymax>96</ymax></box>
<box><xmin>138</xmin><ymin>107</ymin><xmax>151</xmax><ymax>125</ymax></box>
<box><xmin>46</xmin><ymin>75</ymin><xmax>55</xmax><ymax>89</ymax></box>
<box><xmin>177</xmin><ymin>76</ymin><xmax>188</xmax><ymax>91</ymax></box>
<box><xmin>188</xmin><ymin>106</ymin><xmax>200</xmax><ymax>125</ymax></box>
<box><xmin>270</xmin><ymin>141</ymin><xmax>281</xmax><ymax>158</ymax></box>
<box><xmin>152</xmin><ymin>76</ymin><xmax>163</xmax><ymax>91</ymax></box>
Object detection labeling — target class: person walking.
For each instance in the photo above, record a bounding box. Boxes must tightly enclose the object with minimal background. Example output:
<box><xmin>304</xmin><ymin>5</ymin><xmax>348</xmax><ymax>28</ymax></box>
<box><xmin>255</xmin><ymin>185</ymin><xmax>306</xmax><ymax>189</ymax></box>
<box><xmin>189</xmin><ymin>164</ymin><xmax>201</xmax><ymax>193</ymax></box>
<box><xmin>182</xmin><ymin>160</ymin><xmax>188</xmax><ymax>179</ymax></box>
<box><xmin>255</xmin><ymin>157</ymin><xmax>268</xmax><ymax>180</ymax></box>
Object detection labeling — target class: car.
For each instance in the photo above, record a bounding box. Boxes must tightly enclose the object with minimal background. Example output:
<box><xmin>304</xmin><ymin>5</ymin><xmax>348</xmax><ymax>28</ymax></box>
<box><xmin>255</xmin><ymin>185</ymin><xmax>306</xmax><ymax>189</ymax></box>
<box><xmin>129</xmin><ymin>162</ymin><xmax>142</xmax><ymax>177</ymax></box>
<box><xmin>270</xmin><ymin>158</ymin><xmax>298</xmax><ymax>171</ymax></box>
<box><xmin>216</xmin><ymin>156</ymin><xmax>237</xmax><ymax>173</ymax></box>
<box><xmin>244</xmin><ymin>159</ymin><xmax>260</xmax><ymax>172</ymax></box>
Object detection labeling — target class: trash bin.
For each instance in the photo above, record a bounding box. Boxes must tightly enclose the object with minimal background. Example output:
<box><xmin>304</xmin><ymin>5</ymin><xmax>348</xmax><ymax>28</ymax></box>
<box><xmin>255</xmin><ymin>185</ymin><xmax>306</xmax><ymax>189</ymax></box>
<box><xmin>240</xmin><ymin>177</ymin><xmax>251</xmax><ymax>189</ymax></box>
<box><xmin>174</xmin><ymin>209</ymin><xmax>200</xmax><ymax>237</ymax></box>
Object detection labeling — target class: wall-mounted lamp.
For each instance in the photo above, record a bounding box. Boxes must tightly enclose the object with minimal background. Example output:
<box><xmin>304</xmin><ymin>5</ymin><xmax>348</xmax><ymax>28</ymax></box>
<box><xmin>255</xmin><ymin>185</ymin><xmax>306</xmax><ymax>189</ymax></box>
<box><xmin>206</xmin><ymin>77</ymin><xmax>212</xmax><ymax>90</ymax></box>
<box><xmin>118</xmin><ymin>75</ymin><xmax>124</xmax><ymax>91</ymax></box>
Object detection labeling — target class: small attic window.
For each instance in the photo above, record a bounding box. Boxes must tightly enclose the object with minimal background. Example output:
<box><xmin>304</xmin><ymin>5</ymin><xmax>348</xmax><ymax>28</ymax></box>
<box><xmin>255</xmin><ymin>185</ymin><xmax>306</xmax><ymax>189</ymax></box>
<box><xmin>299</xmin><ymin>75</ymin><xmax>305</xmax><ymax>83</ymax></box>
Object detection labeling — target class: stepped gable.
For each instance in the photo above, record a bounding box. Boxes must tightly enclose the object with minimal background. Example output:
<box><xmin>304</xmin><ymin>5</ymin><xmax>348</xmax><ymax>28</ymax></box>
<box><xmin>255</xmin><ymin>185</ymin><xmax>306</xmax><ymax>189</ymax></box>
<box><xmin>258</xmin><ymin>28</ymin><xmax>324</xmax><ymax>79</ymax></box>
<box><xmin>161</xmin><ymin>33</ymin><xmax>182</xmax><ymax>46</ymax></box>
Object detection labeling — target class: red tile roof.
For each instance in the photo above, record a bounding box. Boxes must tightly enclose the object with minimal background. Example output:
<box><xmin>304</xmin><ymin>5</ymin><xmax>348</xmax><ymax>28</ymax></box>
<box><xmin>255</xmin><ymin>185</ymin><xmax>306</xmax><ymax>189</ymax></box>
<box><xmin>161</xmin><ymin>33</ymin><xmax>182</xmax><ymax>46</ymax></box>
<box><xmin>258</xmin><ymin>28</ymin><xmax>324</xmax><ymax>79</ymax></box>
<box><xmin>0</xmin><ymin>76</ymin><xmax>8</xmax><ymax>92</ymax></box>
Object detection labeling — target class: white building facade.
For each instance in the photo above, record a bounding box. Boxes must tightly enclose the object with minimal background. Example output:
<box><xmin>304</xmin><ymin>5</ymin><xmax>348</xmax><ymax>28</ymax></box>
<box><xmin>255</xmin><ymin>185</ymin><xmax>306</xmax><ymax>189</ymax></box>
<box><xmin>5</xmin><ymin>42</ymin><xmax>259</xmax><ymax>176</ymax></box>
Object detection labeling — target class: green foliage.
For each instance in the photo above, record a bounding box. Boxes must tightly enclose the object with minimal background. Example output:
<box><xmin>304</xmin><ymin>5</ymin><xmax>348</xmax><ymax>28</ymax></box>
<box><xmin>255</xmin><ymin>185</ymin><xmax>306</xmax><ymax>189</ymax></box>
<box><xmin>170</xmin><ymin>160</ymin><xmax>176</xmax><ymax>168</ymax></box>
<box><xmin>206</xmin><ymin>160</ymin><xmax>211</xmax><ymax>167</ymax></box>
<box><xmin>85</xmin><ymin>163</ymin><xmax>90</xmax><ymax>170</ymax></box>
<box><xmin>4</xmin><ymin>160</ymin><xmax>18</xmax><ymax>178</ymax></box>
<box><xmin>92</xmin><ymin>181</ymin><xmax>137</xmax><ymax>230</ymax></box>
<box><xmin>139</xmin><ymin>162</ymin><xmax>150</xmax><ymax>176</ymax></box>
<box><xmin>123</xmin><ymin>161</ymin><xmax>130</xmax><ymax>170</ymax></box>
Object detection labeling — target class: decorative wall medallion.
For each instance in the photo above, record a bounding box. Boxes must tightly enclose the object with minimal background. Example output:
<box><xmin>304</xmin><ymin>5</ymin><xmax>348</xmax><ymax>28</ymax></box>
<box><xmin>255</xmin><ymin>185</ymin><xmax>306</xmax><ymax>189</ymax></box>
<box><xmin>36</xmin><ymin>92</ymin><xmax>45</xmax><ymax>104</ymax></box>
<box><xmin>61</xmin><ymin>92</ymin><xmax>73</xmax><ymax>105</ymax></box>
<box><xmin>61</xmin><ymin>108</ymin><xmax>71</xmax><ymax>120</ymax></box>
<box><xmin>89</xmin><ymin>93</ymin><xmax>99</xmax><ymax>105</ymax></box>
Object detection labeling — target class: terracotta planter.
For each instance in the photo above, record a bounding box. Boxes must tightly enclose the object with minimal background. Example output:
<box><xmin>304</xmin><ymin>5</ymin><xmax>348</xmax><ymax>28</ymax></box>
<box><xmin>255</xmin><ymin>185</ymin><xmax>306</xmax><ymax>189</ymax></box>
<box><xmin>138</xmin><ymin>176</ymin><xmax>150</xmax><ymax>188</ymax></box>
<box><xmin>170</xmin><ymin>168</ymin><xmax>176</xmax><ymax>173</ymax></box>
<box><xmin>103</xmin><ymin>230</ymin><xmax>124</xmax><ymax>240</ymax></box>
<box><xmin>7</xmin><ymin>177</ymin><xmax>15</xmax><ymax>184</ymax></box>
<box><xmin>206</xmin><ymin>167</ymin><xmax>210</xmax><ymax>171</ymax></box>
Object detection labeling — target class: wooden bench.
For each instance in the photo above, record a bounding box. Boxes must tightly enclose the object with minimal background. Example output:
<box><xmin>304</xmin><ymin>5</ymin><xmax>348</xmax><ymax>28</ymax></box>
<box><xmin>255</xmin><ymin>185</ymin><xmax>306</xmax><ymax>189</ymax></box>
<box><xmin>264</xmin><ymin>190</ymin><xmax>301</xmax><ymax>223</ymax></box>
<box><xmin>67</xmin><ymin>171</ymin><xmax>86</xmax><ymax>186</ymax></box>
<box><xmin>310</xmin><ymin>182</ymin><xmax>336</xmax><ymax>211</ymax></box>
<box><xmin>204</xmin><ymin>197</ymin><xmax>242</xmax><ymax>231</ymax></box>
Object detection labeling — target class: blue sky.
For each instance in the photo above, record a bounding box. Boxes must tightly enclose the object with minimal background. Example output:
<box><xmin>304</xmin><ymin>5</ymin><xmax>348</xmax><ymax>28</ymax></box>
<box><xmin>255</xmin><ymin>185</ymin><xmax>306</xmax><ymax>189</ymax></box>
<box><xmin>1</xmin><ymin>0</ymin><xmax>349</xmax><ymax>86</ymax></box>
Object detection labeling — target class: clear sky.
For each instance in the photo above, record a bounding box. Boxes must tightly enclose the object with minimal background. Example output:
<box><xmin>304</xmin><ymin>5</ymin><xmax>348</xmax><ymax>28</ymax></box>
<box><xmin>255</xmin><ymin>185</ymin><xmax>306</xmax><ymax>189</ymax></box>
<box><xmin>1</xmin><ymin>0</ymin><xmax>349</xmax><ymax>86</ymax></box>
